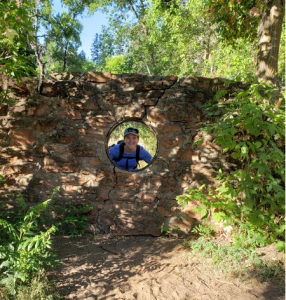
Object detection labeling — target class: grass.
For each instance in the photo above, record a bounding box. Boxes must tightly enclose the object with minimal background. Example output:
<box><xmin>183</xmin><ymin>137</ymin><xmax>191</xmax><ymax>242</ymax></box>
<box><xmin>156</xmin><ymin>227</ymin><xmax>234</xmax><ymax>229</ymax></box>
<box><xmin>0</xmin><ymin>269</ymin><xmax>64</xmax><ymax>300</ymax></box>
<box><xmin>183</xmin><ymin>231</ymin><xmax>285</xmax><ymax>282</ymax></box>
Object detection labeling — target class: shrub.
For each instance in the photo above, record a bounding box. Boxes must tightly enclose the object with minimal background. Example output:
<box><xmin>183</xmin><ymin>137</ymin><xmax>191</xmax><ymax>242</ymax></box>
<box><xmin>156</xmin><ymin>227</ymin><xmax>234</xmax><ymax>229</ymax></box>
<box><xmin>177</xmin><ymin>83</ymin><xmax>285</xmax><ymax>252</ymax></box>
<box><xmin>51</xmin><ymin>204</ymin><xmax>93</xmax><ymax>238</ymax></box>
<box><xmin>0</xmin><ymin>190</ymin><xmax>60</xmax><ymax>295</ymax></box>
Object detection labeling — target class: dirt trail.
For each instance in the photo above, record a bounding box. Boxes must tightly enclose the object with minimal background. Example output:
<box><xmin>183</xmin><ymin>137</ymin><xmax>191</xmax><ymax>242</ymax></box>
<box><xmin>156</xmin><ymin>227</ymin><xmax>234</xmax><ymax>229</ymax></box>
<box><xmin>49</xmin><ymin>235</ymin><xmax>285</xmax><ymax>300</ymax></box>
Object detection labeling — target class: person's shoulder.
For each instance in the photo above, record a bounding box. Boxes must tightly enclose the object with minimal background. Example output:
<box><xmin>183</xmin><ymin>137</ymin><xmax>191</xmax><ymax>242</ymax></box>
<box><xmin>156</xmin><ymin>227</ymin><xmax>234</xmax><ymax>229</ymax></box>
<box><xmin>138</xmin><ymin>145</ymin><xmax>145</xmax><ymax>151</ymax></box>
<box><xmin>109</xmin><ymin>143</ymin><xmax>120</xmax><ymax>152</ymax></box>
<box><xmin>138</xmin><ymin>145</ymin><xmax>151</xmax><ymax>155</ymax></box>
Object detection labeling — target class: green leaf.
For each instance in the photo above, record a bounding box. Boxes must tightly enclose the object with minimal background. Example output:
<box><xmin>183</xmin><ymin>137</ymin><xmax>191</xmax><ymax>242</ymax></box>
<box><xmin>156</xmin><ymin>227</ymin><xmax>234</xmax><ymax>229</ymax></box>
<box><xmin>275</xmin><ymin>241</ymin><xmax>285</xmax><ymax>253</ymax></box>
<box><xmin>5</xmin><ymin>28</ymin><xmax>19</xmax><ymax>41</ymax></box>
<box><xmin>0</xmin><ymin>261</ymin><xmax>10</xmax><ymax>269</ymax></box>
<box><xmin>254</xmin><ymin>141</ymin><xmax>262</xmax><ymax>148</ymax></box>
<box><xmin>241</xmin><ymin>145</ymin><xmax>248</xmax><ymax>154</ymax></box>
<box><xmin>0</xmin><ymin>277</ymin><xmax>13</xmax><ymax>285</ymax></box>
<box><xmin>212</xmin><ymin>212</ymin><xmax>226</xmax><ymax>222</ymax></box>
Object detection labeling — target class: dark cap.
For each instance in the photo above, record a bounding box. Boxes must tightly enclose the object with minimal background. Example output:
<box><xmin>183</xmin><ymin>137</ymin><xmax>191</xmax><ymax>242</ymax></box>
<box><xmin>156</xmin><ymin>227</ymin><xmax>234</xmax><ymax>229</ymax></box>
<box><xmin>124</xmin><ymin>127</ymin><xmax>139</xmax><ymax>137</ymax></box>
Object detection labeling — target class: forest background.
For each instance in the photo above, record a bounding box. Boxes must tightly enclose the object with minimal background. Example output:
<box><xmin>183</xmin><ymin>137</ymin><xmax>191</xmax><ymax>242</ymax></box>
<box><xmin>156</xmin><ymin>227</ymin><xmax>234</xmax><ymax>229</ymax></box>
<box><xmin>1</xmin><ymin>0</ymin><xmax>285</xmax><ymax>87</ymax></box>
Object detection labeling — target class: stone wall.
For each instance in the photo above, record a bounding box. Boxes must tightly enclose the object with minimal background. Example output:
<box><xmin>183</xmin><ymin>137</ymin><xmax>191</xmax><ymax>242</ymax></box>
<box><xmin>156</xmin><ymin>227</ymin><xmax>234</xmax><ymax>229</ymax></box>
<box><xmin>0</xmin><ymin>72</ymin><xmax>243</xmax><ymax>236</ymax></box>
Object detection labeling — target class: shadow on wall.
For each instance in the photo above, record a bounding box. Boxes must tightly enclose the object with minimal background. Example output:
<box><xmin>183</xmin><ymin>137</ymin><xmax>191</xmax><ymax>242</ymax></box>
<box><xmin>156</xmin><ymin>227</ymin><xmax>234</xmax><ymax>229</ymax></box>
<box><xmin>0</xmin><ymin>72</ymin><xmax>241</xmax><ymax>236</ymax></box>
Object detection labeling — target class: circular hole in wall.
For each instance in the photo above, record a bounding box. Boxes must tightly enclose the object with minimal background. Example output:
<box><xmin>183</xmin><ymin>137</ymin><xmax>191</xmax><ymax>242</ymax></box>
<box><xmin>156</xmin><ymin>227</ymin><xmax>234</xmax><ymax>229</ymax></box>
<box><xmin>106</xmin><ymin>120</ymin><xmax>158</xmax><ymax>172</ymax></box>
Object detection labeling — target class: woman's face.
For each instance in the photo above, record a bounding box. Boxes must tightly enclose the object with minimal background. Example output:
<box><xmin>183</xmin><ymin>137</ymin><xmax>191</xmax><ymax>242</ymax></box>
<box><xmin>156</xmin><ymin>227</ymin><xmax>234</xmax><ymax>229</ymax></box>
<box><xmin>124</xmin><ymin>133</ymin><xmax>139</xmax><ymax>151</ymax></box>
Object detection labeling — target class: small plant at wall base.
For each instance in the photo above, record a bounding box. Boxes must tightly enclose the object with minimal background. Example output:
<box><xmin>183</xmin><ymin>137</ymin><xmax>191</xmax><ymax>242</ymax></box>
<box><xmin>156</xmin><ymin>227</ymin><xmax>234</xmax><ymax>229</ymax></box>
<box><xmin>177</xmin><ymin>83</ymin><xmax>285</xmax><ymax>252</ymax></box>
<box><xmin>0</xmin><ymin>189</ymin><xmax>60</xmax><ymax>296</ymax></box>
<box><xmin>52</xmin><ymin>204</ymin><xmax>93</xmax><ymax>238</ymax></box>
<box><xmin>187</xmin><ymin>224</ymin><xmax>284</xmax><ymax>278</ymax></box>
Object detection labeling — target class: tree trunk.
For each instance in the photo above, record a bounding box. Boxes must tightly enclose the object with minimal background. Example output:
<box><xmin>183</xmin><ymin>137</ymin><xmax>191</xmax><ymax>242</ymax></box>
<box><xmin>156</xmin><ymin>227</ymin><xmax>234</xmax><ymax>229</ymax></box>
<box><xmin>63</xmin><ymin>43</ymin><xmax>68</xmax><ymax>72</ymax></box>
<box><xmin>256</xmin><ymin>0</ymin><xmax>284</xmax><ymax>87</ymax></box>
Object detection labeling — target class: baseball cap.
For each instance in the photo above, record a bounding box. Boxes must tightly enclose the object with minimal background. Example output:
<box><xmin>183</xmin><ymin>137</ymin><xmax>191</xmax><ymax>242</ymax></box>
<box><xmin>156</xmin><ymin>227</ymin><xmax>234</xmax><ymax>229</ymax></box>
<box><xmin>124</xmin><ymin>127</ymin><xmax>139</xmax><ymax>137</ymax></box>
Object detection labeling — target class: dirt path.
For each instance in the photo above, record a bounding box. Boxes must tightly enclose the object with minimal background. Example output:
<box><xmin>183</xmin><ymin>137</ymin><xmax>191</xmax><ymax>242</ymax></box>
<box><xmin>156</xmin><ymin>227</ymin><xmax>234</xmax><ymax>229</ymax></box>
<box><xmin>49</xmin><ymin>235</ymin><xmax>285</xmax><ymax>300</ymax></box>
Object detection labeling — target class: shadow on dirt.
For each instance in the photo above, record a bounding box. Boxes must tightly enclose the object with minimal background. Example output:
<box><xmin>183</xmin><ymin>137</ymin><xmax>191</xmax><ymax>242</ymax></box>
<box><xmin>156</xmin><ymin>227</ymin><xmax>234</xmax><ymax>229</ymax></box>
<box><xmin>49</xmin><ymin>235</ymin><xmax>182</xmax><ymax>299</ymax></box>
<box><xmin>49</xmin><ymin>234</ymin><xmax>285</xmax><ymax>300</ymax></box>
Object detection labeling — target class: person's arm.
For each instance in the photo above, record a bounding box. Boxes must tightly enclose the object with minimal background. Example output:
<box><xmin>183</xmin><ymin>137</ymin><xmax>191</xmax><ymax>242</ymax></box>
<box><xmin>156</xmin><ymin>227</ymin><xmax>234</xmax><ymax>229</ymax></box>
<box><xmin>140</xmin><ymin>146</ymin><xmax>153</xmax><ymax>164</ymax></box>
<box><xmin>109</xmin><ymin>145</ymin><xmax>119</xmax><ymax>162</ymax></box>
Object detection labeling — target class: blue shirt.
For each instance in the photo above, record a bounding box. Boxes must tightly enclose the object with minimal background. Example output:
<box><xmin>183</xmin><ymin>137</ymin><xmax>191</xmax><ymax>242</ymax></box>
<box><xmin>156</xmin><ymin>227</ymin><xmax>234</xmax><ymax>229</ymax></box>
<box><xmin>109</xmin><ymin>144</ymin><xmax>153</xmax><ymax>170</ymax></box>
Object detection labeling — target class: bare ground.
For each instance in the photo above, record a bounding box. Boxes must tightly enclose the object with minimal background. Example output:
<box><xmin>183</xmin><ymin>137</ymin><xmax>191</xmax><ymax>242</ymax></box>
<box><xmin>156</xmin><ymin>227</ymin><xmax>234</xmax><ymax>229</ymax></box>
<box><xmin>49</xmin><ymin>234</ymin><xmax>285</xmax><ymax>300</ymax></box>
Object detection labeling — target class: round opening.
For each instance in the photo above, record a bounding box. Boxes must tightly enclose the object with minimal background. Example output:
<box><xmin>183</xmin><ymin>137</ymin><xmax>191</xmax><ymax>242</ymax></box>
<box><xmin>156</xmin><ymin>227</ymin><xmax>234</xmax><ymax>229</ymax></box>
<box><xmin>106</xmin><ymin>120</ymin><xmax>158</xmax><ymax>172</ymax></box>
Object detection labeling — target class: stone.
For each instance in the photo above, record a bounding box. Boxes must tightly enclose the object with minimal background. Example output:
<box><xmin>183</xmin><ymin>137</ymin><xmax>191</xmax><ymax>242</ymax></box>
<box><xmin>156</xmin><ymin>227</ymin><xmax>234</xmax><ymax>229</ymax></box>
<box><xmin>36</xmin><ymin>119</ymin><xmax>57</xmax><ymax>132</ymax></box>
<box><xmin>115</xmin><ymin>73</ymin><xmax>147</xmax><ymax>84</ymax></box>
<box><xmin>116</xmin><ymin>173</ymin><xmax>142</xmax><ymax>189</ymax></box>
<box><xmin>96</xmin><ymin>170</ymin><xmax>115</xmax><ymax>186</ymax></box>
<box><xmin>161</xmin><ymin>136</ymin><xmax>183</xmax><ymax>149</ymax></box>
<box><xmin>177</xmin><ymin>149</ymin><xmax>193</xmax><ymax>160</ymax></box>
<box><xmin>86</xmin><ymin>72</ymin><xmax>116</xmax><ymax>82</ymax></box>
<box><xmin>140</xmin><ymin>191</ymin><xmax>157</xmax><ymax>203</ymax></box>
<box><xmin>44</xmin><ymin>156</ymin><xmax>80</xmax><ymax>173</ymax></box>
<box><xmin>179</xmin><ymin>76</ymin><xmax>212</xmax><ymax>90</ymax></box>
<box><xmin>82</xmin><ymin>100</ymin><xmax>99</xmax><ymax>110</ymax></box>
<box><xmin>11</xmin><ymin>83</ymin><xmax>30</xmax><ymax>96</ymax></box>
<box><xmin>41</xmin><ymin>80</ymin><xmax>57</xmax><ymax>96</ymax></box>
<box><xmin>10</xmin><ymin>129</ymin><xmax>37</xmax><ymax>147</ymax></box>
<box><xmin>69</xmin><ymin>143</ymin><xmax>96</xmax><ymax>157</ymax></box>
<box><xmin>165</xmin><ymin>103</ymin><xmax>202</xmax><ymax>122</ymax></box>
<box><xmin>0</xmin><ymin>105</ymin><xmax>8</xmax><ymax>116</ymax></box>
<box><xmin>139</xmin><ymin>98</ymin><xmax>157</xmax><ymax>106</ymax></box>
<box><xmin>157</xmin><ymin>124</ymin><xmax>181</xmax><ymax>134</ymax></box>
<box><xmin>137</xmin><ymin>90</ymin><xmax>164</xmax><ymax>99</ymax></box>
<box><xmin>111</xmin><ymin>189</ymin><xmax>138</xmax><ymax>201</ymax></box>
<box><xmin>147</xmin><ymin>107</ymin><xmax>166</xmax><ymax>123</ymax></box>
<box><xmin>64</xmin><ymin>109</ymin><xmax>82</xmax><ymax>120</ymax></box>
<box><xmin>86</xmin><ymin>115</ymin><xmax>116</xmax><ymax>127</ymax></box>
<box><xmin>160</xmin><ymin>176</ymin><xmax>177</xmax><ymax>192</ymax></box>
<box><xmin>123</xmin><ymin>103</ymin><xmax>145</xmax><ymax>119</ymax></box>
<box><xmin>88</xmin><ymin>157</ymin><xmax>101</xmax><ymax>166</ymax></box>
<box><xmin>33</xmin><ymin>103</ymin><xmax>50</xmax><ymax>116</ymax></box>
<box><xmin>164</xmin><ymin>212</ymin><xmax>198</xmax><ymax>235</ymax></box>
<box><xmin>103</xmin><ymin>92</ymin><xmax>133</xmax><ymax>105</ymax></box>
<box><xmin>135</xmin><ymin>80</ymin><xmax>176</xmax><ymax>91</ymax></box>
<box><xmin>97</xmin><ymin>187</ymin><xmax>111</xmax><ymax>201</ymax></box>
<box><xmin>60</xmin><ymin>185</ymin><xmax>81</xmax><ymax>196</ymax></box>
<box><xmin>59</xmin><ymin>175</ymin><xmax>87</xmax><ymax>185</ymax></box>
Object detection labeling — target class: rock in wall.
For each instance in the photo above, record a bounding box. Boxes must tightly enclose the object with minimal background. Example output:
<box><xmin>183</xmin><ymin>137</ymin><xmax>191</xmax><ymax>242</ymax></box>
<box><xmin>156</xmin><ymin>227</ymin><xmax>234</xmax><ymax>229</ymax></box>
<box><xmin>0</xmin><ymin>72</ymin><xmax>243</xmax><ymax>236</ymax></box>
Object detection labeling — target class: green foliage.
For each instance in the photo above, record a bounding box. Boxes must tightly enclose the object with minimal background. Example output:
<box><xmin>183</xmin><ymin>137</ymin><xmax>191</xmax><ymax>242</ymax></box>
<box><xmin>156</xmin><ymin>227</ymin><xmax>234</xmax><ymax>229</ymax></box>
<box><xmin>203</xmin><ymin>0</ymin><xmax>260</xmax><ymax>42</ymax></box>
<box><xmin>161</xmin><ymin>225</ymin><xmax>180</xmax><ymax>236</ymax></box>
<box><xmin>161</xmin><ymin>226</ymin><xmax>170</xmax><ymax>234</ymax></box>
<box><xmin>47</xmin><ymin>11</ymin><xmax>83</xmax><ymax>72</ymax></box>
<box><xmin>87</xmin><ymin>0</ymin><xmax>259</xmax><ymax>79</ymax></box>
<box><xmin>0</xmin><ymin>269</ymin><xmax>64</xmax><ymax>300</ymax></box>
<box><xmin>53</xmin><ymin>204</ymin><xmax>93</xmax><ymax>238</ymax></box>
<box><xmin>0</xmin><ymin>191</ymin><xmax>60</xmax><ymax>296</ymax></box>
<box><xmin>192</xmin><ymin>224</ymin><xmax>216</xmax><ymax>238</ymax></box>
<box><xmin>176</xmin><ymin>83</ymin><xmax>285</xmax><ymax>251</ymax></box>
<box><xmin>104</xmin><ymin>55</ymin><xmax>131</xmax><ymax>74</ymax></box>
<box><xmin>0</xmin><ymin>1</ymin><xmax>36</xmax><ymax>105</ymax></box>
<box><xmin>189</xmin><ymin>235</ymin><xmax>271</xmax><ymax>275</ymax></box>
<box><xmin>0</xmin><ymin>175</ymin><xmax>5</xmax><ymax>186</ymax></box>
<box><xmin>0</xmin><ymin>1</ymin><xmax>35</xmax><ymax>79</ymax></box>
<box><xmin>187</xmin><ymin>224</ymin><xmax>284</xmax><ymax>278</ymax></box>
<box><xmin>201</xmin><ymin>39</ymin><xmax>257</xmax><ymax>82</ymax></box>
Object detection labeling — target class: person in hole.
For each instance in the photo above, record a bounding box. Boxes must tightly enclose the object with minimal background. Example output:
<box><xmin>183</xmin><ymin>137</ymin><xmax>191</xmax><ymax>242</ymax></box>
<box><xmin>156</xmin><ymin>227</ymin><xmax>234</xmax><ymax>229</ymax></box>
<box><xmin>109</xmin><ymin>127</ymin><xmax>153</xmax><ymax>171</ymax></box>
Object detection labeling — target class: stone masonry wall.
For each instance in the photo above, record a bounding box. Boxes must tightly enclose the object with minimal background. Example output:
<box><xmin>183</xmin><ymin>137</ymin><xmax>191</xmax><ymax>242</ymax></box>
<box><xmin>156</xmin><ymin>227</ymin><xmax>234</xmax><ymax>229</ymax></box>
<box><xmin>0</xmin><ymin>72</ymin><xmax>243</xmax><ymax>236</ymax></box>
